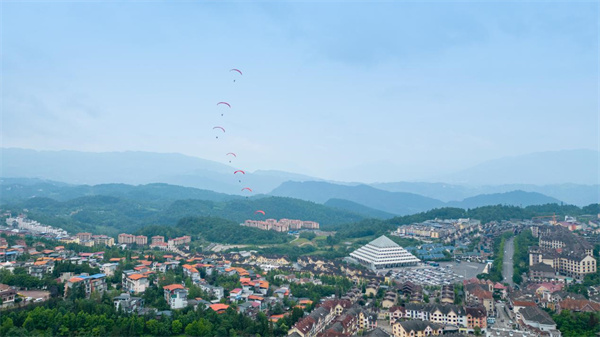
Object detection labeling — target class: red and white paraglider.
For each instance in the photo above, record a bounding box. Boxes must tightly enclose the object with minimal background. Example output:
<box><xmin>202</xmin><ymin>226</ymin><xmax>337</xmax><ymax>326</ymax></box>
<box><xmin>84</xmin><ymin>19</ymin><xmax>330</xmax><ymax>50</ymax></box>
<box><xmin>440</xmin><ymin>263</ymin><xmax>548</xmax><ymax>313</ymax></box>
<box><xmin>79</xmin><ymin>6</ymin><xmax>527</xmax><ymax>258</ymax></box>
<box><xmin>255</xmin><ymin>210</ymin><xmax>265</xmax><ymax>215</ymax></box>
<box><xmin>230</xmin><ymin>69</ymin><xmax>242</xmax><ymax>82</ymax></box>
<box><xmin>217</xmin><ymin>102</ymin><xmax>231</xmax><ymax>116</ymax></box>
<box><xmin>226</xmin><ymin>152</ymin><xmax>236</xmax><ymax>163</ymax></box>
<box><xmin>213</xmin><ymin>126</ymin><xmax>225</xmax><ymax>139</ymax></box>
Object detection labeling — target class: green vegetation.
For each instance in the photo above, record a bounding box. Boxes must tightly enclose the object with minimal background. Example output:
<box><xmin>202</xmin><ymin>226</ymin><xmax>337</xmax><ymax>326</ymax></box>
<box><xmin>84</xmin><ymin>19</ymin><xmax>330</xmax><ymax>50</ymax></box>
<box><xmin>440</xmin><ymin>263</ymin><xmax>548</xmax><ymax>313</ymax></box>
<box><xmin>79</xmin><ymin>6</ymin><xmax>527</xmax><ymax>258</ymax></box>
<box><xmin>1</xmin><ymin>194</ymin><xmax>363</xmax><ymax>236</ymax></box>
<box><xmin>565</xmin><ymin>269</ymin><xmax>600</xmax><ymax>298</ymax></box>
<box><xmin>553</xmin><ymin>310</ymin><xmax>600</xmax><ymax>337</ymax></box>
<box><xmin>479</xmin><ymin>232</ymin><xmax>512</xmax><ymax>283</ymax></box>
<box><xmin>0</xmin><ymin>295</ymin><xmax>288</xmax><ymax>337</ymax></box>
<box><xmin>512</xmin><ymin>229</ymin><xmax>537</xmax><ymax>284</ymax></box>
<box><xmin>333</xmin><ymin>204</ymin><xmax>599</xmax><ymax>240</ymax></box>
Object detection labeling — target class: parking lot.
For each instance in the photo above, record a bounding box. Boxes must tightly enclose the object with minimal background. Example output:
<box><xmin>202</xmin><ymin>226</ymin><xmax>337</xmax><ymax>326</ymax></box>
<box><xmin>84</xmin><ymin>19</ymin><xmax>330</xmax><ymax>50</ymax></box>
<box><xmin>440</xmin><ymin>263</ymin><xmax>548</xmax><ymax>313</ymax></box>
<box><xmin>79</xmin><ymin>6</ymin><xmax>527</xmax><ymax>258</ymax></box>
<box><xmin>390</xmin><ymin>261</ymin><xmax>485</xmax><ymax>286</ymax></box>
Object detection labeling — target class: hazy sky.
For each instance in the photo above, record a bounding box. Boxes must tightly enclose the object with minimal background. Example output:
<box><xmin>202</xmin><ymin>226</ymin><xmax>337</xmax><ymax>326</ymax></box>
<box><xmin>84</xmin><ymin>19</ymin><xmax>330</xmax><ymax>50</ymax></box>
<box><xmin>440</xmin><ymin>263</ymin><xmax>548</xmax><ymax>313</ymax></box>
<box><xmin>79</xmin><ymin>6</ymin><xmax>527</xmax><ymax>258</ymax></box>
<box><xmin>2</xmin><ymin>1</ymin><xmax>598</xmax><ymax>182</ymax></box>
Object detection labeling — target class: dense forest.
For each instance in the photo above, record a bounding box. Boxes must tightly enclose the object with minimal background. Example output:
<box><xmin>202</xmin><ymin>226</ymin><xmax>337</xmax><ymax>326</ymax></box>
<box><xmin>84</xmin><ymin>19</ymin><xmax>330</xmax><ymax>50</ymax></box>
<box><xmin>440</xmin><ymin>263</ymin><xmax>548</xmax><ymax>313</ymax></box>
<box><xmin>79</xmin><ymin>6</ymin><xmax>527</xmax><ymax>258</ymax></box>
<box><xmin>333</xmin><ymin>203</ymin><xmax>600</xmax><ymax>239</ymax></box>
<box><xmin>2</xmin><ymin>181</ymin><xmax>598</xmax><ymax>245</ymax></box>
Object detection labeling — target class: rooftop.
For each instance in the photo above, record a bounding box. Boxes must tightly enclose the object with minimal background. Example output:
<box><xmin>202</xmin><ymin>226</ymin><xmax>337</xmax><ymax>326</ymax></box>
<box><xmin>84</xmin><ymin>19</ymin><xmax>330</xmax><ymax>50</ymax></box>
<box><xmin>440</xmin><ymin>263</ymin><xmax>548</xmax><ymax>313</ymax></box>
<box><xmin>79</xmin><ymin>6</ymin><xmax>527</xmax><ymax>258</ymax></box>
<box><xmin>369</xmin><ymin>235</ymin><xmax>400</xmax><ymax>248</ymax></box>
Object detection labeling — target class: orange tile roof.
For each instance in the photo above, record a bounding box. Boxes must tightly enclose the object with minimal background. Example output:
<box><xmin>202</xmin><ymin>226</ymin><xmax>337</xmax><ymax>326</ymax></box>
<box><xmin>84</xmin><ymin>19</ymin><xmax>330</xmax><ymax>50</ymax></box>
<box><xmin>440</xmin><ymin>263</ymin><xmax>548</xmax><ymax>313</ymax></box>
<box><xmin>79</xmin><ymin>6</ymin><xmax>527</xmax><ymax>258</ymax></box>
<box><xmin>209</xmin><ymin>303</ymin><xmax>229</xmax><ymax>312</ymax></box>
<box><xmin>163</xmin><ymin>284</ymin><xmax>185</xmax><ymax>291</ymax></box>
<box><xmin>109</xmin><ymin>258</ymin><xmax>122</xmax><ymax>262</ymax></box>
<box><xmin>128</xmin><ymin>274</ymin><xmax>147</xmax><ymax>280</ymax></box>
<box><xmin>139</xmin><ymin>260</ymin><xmax>152</xmax><ymax>266</ymax></box>
<box><xmin>249</xmin><ymin>295</ymin><xmax>264</xmax><ymax>301</ymax></box>
<box><xmin>34</xmin><ymin>260</ymin><xmax>50</xmax><ymax>265</ymax></box>
<box><xmin>69</xmin><ymin>277</ymin><xmax>84</xmax><ymax>283</ymax></box>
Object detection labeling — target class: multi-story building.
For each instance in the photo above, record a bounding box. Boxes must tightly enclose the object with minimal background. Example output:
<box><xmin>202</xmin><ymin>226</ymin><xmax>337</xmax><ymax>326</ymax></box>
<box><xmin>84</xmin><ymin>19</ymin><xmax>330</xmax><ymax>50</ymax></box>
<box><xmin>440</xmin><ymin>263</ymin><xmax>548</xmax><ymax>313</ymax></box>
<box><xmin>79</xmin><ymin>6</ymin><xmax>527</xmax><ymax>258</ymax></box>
<box><xmin>118</xmin><ymin>233</ymin><xmax>135</xmax><ymax>245</ymax></box>
<box><xmin>163</xmin><ymin>284</ymin><xmax>188</xmax><ymax>309</ymax></box>
<box><xmin>135</xmin><ymin>235</ymin><xmax>147</xmax><ymax>246</ymax></box>
<box><xmin>392</xmin><ymin>320</ymin><xmax>443</xmax><ymax>337</ymax></box>
<box><xmin>529</xmin><ymin>244</ymin><xmax>597</xmax><ymax>281</ymax></box>
<box><xmin>92</xmin><ymin>235</ymin><xmax>115</xmax><ymax>247</ymax></box>
<box><xmin>151</xmin><ymin>236</ymin><xmax>165</xmax><ymax>245</ymax></box>
<box><xmin>243</xmin><ymin>218</ymin><xmax>319</xmax><ymax>232</ymax></box>
<box><xmin>401</xmin><ymin>303</ymin><xmax>487</xmax><ymax>333</ymax></box>
<box><xmin>64</xmin><ymin>273</ymin><xmax>107</xmax><ymax>298</ymax></box>
<box><xmin>168</xmin><ymin>236</ymin><xmax>191</xmax><ymax>248</ymax></box>
<box><xmin>76</xmin><ymin>233</ymin><xmax>92</xmax><ymax>241</ymax></box>
<box><xmin>0</xmin><ymin>283</ymin><xmax>16</xmax><ymax>303</ymax></box>
<box><xmin>122</xmin><ymin>271</ymin><xmax>150</xmax><ymax>294</ymax></box>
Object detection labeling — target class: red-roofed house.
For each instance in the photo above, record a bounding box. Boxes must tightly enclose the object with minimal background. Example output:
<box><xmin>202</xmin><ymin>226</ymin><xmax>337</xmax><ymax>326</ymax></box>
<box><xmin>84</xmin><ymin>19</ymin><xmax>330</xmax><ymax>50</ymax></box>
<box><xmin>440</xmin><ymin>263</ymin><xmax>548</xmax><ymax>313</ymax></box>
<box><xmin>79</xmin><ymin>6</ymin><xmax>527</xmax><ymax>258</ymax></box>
<box><xmin>209</xmin><ymin>303</ymin><xmax>230</xmax><ymax>314</ymax></box>
<box><xmin>163</xmin><ymin>284</ymin><xmax>188</xmax><ymax>309</ymax></box>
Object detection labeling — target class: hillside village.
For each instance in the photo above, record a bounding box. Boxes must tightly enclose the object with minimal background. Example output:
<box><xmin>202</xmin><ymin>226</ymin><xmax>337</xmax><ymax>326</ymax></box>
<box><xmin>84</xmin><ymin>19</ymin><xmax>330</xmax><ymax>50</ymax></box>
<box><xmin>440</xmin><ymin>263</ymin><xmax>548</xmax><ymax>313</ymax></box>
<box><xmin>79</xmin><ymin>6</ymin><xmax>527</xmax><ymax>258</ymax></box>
<box><xmin>1</xmin><ymin>209</ymin><xmax>599</xmax><ymax>337</ymax></box>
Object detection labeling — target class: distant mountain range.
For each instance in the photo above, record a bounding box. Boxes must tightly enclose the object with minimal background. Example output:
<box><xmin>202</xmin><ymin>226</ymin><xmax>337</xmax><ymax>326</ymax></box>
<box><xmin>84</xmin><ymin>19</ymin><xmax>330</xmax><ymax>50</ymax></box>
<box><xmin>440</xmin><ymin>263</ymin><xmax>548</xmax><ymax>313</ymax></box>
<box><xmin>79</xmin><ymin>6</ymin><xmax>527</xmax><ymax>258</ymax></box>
<box><xmin>1</xmin><ymin>148</ymin><xmax>598</xmax><ymax>211</ymax></box>
<box><xmin>435</xmin><ymin>149</ymin><xmax>599</xmax><ymax>185</ymax></box>
<box><xmin>270</xmin><ymin>181</ymin><xmax>563</xmax><ymax>215</ymax></box>
<box><xmin>0</xmin><ymin>148</ymin><xmax>316</xmax><ymax>195</ymax></box>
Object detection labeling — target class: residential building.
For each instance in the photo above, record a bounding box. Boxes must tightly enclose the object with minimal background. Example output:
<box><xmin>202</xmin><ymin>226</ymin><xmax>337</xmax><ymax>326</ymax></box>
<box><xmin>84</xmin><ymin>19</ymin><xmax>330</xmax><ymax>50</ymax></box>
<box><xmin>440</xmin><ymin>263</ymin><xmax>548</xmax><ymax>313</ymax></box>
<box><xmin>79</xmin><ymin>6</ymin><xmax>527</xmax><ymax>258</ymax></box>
<box><xmin>118</xmin><ymin>233</ymin><xmax>135</xmax><ymax>244</ymax></box>
<box><xmin>151</xmin><ymin>236</ymin><xmax>165</xmax><ymax>244</ymax></box>
<box><xmin>135</xmin><ymin>235</ymin><xmax>147</xmax><ymax>246</ymax></box>
<box><xmin>64</xmin><ymin>273</ymin><xmax>107</xmax><ymax>298</ymax></box>
<box><xmin>0</xmin><ymin>283</ymin><xmax>16</xmax><ymax>303</ymax></box>
<box><xmin>113</xmin><ymin>293</ymin><xmax>144</xmax><ymax>313</ymax></box>
<box><xmin>122</xmin><ymin>271</ymin><xmax>150</xmax><ymax>294</ymax></box>
<box><xmin>76</xmin><ymin>233</ymin><xmax>92</xmax><ymax>241</ymax></box>
<box><xmin>517</xmin><ymin>306</ymin><xmax>560</xmax><ymax>336</ymax></box>
<box><xmin>163</xmin><ymin>284</ymin><xmax>188</xmax><ymax>309</ymax></box>
<box><xmin>392</xmin><ymin>320</ymin><xmax>442</xmax><ymax>337</ymax></box>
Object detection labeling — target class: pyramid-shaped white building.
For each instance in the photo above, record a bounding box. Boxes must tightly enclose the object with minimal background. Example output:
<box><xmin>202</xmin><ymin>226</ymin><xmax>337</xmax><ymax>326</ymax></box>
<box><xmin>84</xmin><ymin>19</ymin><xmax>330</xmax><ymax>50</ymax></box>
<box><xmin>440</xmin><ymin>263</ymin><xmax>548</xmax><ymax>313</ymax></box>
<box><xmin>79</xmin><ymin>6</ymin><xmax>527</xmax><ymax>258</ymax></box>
<box><xmin>350</xmin><ymin>235</ymin><xmax>420</xmax><ymax>270</ymax></box>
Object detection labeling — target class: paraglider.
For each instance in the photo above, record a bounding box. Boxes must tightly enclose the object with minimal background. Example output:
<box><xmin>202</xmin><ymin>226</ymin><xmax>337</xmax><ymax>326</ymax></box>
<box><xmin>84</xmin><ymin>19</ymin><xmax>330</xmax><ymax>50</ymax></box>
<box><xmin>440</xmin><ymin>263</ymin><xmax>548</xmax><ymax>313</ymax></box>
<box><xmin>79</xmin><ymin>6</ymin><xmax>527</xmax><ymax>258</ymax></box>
<box><xmin>241</xmin><ymin>187</ymin><xmax>252</xmax><ymax>192</ymax></box>
<box><xmin>226</xmin><ymin>152</ymin><xmax>236</xmax><ymax>163</ymax></box>
<box><xmin>213</xmin><ymin>126</ymin><xmax>225</xmax><ymax>139</ymax></box>
<box><xmin>234</xmin><ymin>170</ymin><xmax>245</xmax><ymax>183</ymax></box>
<box><xmin>230</xmin><ymin>68</ymin><xmax>242</xmax><ymax>82</ymax></box>
<box><xmin>217</xmin><ymin>102</ymin><xmax>231</xmax><ymax>116</ymax></box>
<box><xmin>255</xmin><ymin>210</ymin><xmax>265</xmax><ymax>215</ymax></box>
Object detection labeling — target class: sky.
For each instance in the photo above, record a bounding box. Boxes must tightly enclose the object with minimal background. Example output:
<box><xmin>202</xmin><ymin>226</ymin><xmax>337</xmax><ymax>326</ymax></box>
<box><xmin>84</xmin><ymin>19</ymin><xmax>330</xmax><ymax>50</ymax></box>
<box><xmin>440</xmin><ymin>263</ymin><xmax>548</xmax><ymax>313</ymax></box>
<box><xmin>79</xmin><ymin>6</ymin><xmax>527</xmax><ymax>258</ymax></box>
<box><xmin>2</xmin><ymin>0</ymin><xmax>598</xmax><ymax>183</ymax></box>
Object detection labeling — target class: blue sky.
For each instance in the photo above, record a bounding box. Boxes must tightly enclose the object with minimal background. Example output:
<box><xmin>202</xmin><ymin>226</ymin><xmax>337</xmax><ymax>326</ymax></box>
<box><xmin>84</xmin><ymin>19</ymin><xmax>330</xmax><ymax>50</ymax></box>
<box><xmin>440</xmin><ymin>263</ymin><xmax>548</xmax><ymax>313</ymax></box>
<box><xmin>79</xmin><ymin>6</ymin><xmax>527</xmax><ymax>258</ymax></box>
<box><xmin>2</xmin><ymin>1</ymin><xmax>598</xmax><ymax>182</ymax></box>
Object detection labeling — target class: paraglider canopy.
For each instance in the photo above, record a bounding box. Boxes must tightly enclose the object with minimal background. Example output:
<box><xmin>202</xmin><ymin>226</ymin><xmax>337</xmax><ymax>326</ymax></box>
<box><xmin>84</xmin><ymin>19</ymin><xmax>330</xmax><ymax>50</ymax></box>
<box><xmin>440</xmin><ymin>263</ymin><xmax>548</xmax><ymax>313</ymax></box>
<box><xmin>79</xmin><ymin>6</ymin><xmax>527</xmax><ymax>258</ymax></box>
<box><xmin>234</xmin><ymin>170</ymin><xmax>245</xmax><ymax>174</ymax></box>
<box><xmin>217</xmin><ymin>102</ymin><xmax>231</xmax><ymax>108</ymax></box>
<box><xmin>230</xmin><ymin>69</ymin><xmax>243</xmax><ymax>75</ymax></box>
<box><xmin>241</xmin><ymin>187</ymin><xmax>252</xmax><ymax>192</ymax></box>
<box><xmin>255</xmin><ymin>210</ymin><xmax>265</xmax><ymax>215</ymax></box>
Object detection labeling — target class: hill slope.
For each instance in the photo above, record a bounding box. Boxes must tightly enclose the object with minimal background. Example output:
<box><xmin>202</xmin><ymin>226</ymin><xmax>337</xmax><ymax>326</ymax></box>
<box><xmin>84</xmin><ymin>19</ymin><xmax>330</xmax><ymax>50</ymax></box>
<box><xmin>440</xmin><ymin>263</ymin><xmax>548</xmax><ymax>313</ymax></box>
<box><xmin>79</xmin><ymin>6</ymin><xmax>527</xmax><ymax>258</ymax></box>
<box><xmin>324</xmin><ymin>198</ymin><xmax>396</xmax><ymax>219</ymax></box>
<box><xmin>448</xmin><ymin>190</ymin><xmax>562</xmax><ymax>209</ymax></box>
<box><xmin>270</xmin><ymin>181</ymin><xmax>444</xmax><ymax>215</ymax></box>
<box><xmin>438</xmin><ymin>149</ymin><xmax>600</xmax><ymax>185</ymax></box>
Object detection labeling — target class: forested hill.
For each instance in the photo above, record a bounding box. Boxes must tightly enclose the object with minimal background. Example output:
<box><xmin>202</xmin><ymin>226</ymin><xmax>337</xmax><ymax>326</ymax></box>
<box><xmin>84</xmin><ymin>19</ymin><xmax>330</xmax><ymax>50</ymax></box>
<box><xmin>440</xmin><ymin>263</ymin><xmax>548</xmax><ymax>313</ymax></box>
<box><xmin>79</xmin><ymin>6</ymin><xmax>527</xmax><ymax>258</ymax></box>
<box><xmin>333</xmin><ymin>203</ymin><xmax>600</xmax><ymax>240</ymax></box>
<box><xmin>0</xmin><ymin>195</ymin><xmax>365</xmax><ymax>235</ymax></box>
<box><xmin>137</xmin><ymin>217</ymin><xmax>291</xmax><ymax>245</ymax></box>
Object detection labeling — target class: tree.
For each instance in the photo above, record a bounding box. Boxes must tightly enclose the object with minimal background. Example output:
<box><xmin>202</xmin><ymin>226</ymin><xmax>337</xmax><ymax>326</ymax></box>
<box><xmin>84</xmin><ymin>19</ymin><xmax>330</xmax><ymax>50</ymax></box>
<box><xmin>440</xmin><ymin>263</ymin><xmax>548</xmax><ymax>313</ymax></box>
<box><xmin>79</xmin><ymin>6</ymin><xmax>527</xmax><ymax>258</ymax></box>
<box><xmin>474</xmin><ymin>326</ymin><xmax>481</xmax><ymax>336</ymax></box>
<box><xmin>172</xmin><ymin>320</ymin><xmax>183</xmax><ymax>335</ymax></box>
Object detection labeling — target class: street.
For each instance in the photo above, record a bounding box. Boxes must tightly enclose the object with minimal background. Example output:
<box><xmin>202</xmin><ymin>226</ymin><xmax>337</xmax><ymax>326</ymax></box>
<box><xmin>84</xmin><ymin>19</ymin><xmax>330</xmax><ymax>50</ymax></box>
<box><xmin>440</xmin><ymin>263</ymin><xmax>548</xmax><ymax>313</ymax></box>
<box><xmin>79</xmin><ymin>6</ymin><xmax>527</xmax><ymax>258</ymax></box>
<box><xmin>493</xmin><ymin>302</ymin><xmax>514</xmax><ymax>330</ymax></box>
<box><xmin>503</xmin><ymin>237</ymin><xmax>515</xmax><ymax>287</ymax></box>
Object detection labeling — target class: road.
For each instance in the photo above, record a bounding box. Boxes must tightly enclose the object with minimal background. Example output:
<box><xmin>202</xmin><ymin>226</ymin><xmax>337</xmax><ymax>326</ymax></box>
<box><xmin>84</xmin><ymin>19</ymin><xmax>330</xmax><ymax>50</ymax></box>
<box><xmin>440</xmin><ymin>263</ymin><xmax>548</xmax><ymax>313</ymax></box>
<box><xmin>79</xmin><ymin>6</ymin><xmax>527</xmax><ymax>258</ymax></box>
<box><xmin>503</xmin><ymin>237</ymin><xmax>515</xmax><ymax>287</ymax></box>
<box><xmin>493</xmin><ymin>302</ymin><xmax>515</xmax><ymax>330</ymax></box>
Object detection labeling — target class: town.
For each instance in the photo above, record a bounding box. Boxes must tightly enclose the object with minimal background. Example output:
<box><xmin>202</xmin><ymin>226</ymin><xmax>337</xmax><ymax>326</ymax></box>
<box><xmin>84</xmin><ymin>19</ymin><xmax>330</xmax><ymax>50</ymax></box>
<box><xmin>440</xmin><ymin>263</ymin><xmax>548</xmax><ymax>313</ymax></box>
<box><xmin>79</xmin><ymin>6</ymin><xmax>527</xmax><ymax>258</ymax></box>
<box><xmin>1</xmin><ymin>209</ymin><xmax>599</xmax><ymax>337</ymax></box>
